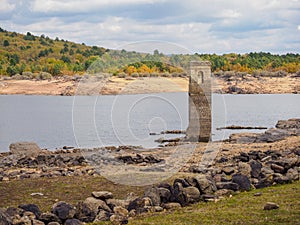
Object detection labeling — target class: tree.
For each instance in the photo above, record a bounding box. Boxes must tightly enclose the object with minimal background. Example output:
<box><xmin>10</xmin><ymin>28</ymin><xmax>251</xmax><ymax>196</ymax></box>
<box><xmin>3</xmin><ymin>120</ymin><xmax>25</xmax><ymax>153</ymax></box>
<box><xmin>3</xmin><ymin>40</ymin><xmax>9</xmax><ymax>47</ymax></box>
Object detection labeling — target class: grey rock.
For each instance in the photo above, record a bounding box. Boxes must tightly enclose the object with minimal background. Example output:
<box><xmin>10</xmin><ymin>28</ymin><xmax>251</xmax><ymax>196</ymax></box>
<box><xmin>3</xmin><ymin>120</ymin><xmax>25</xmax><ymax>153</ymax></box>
<box><xmin>250</xmin><ymin>160</ymin><xmax>262</xmax><ymax>178</ymax></box>
<box><xmin>222</xmin><ymin>166</ymin><xmax>235</xmax><ymax>175</ymax></box>
<box><xmin>5</xmin><ymin>207</ymin><xmax>23</xmax><ymax>218</ymax></box>
<box><xmin>144</xmin><ymin>188</ymin><xmax>160</xmax><ymax>206</ymax></box>
<box><xmin>171</xmin><ymin>182</ymin><xmax>188</xmax><ymax>206</ymax></box>
<box><xmin>273</xmin><ymin>173</ymin><xmax>291</xmax><ymax>184</ymax></box>
<box><xmin>93</xmin><ymin>210</ymin><xmax>110</xmax><ymax>222</ymax></box>
<box><xmin>263</xmin><ymin>202</ymin><xmax>279</xmax><ymax>210</ymax></box>
<box><xmin>232</xmin><ymin>174</ymin><xmax>251</xmax><ymax>191</ymax></box>
<box><xmin>162</xmin><ymin>202</ymin><xmax>181</xmax><ymax>210</ymax></box>
<box><xmin>113</xmin><ymin>206</ymin><xmax>128</xmax><ymax>217</ymax></box>
<box><xmin>216</xmin><ymin>182</ymin><xmax>239</xmax><ymax>191</ymax></box>
<box><xmin>184</xmin><ymin>187</ymin><xmax>200</xmax><ymax>203</ymax></box>
<box><xmin>0</xmin><ymin>208</ymin><xmax>12</xmax><ymax>225</ymax></box>
<box><xmin>193</xmin><ymin>175</ymin><xmax>216</xmax><ymax>194</ymax></box>
<box><xmin>64</xmin><ymin>219</ymin><xmax>83</xmax><ymax>225</ymax></box>
<box><xmin>52</xmin><ymin>202</ymin><xmax>76</xmax><ymax>221</ymax></box>
<box><xmin>127</xmin><ymin>198</ymin><xmax>147</xmax><ymax>214</ymax></box>
<box><xmin>214</xmin><ymin>189</ymin><xmax>233</xmax><ymax>197</ymax></box>
<box><xmin>238</xmin><ymin>162</ymin><xmax>251</xmax><ymax>177</ymax></box>
<box><xmin>48</xmin><ymin>222</ymin><xmax>60</xmax><ymax>225</ymax></box>
<box><xmin>9</xmin><ymin>142</ymin><xmax>42</xmax><ymax>157</ymax></box>
<box><xmin>39</xmin><ymin>213</ymin><xmax>61</xmax><ymax>224</ymax></box>
<box><xmin>83</xmin><ymin>197</ymin><xmax>111</xmax><ymax>213</ymax></box>
<box><xmin>158</xmin><ymin>187</ymin><xmax>172</xmax><ymax>203</ymax></box>
<box><xmin>91</xmin><ymin>191</ymin><xmax>113</xmax><ymax>200</ymax></box>
<box><xmin>286</xmin><ymin>168</ymin><xmax>299</xmax><ymax>181</ymax></box>
<box><xmin>74</xmin><ymin>202</ymin><xmax>96</xmax><ymax>223</ymax></box>
<box><xmin>18</xmin><ymin>204</ymin><xmax>41</xmax><ymax>218</ymax></box>
<box><xmin>271</xmin><ymin>164</ymin><xmax>285</xmax><ymax>174</ymax></box>
<box><xmin>32</xmin><ymin>220</ymin><xmax>44</xmax><ymax>225</ymax></box>
<box><xmin>106</xmin><ymin>199</ymin><xmax>127</xmax><ymax>209</ymax></box>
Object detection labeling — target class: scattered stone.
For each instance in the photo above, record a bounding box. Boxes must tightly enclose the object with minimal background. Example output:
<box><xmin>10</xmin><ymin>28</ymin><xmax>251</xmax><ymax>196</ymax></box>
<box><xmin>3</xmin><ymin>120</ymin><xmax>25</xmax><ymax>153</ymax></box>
<box><xmin>254</xmin><ymin>192</ymin><xmax>262</xmax><ymax>196</ymax></box>
<box><xmin>271</xmin><ymin>164</ymin><xmax>285</xmax><ymax>174</ymax></box>
<box><xmin>64</xmin><ymin>218</ymin><xmax>83</xmax><ymax>225</ymax></box>
<box><xmin>19</xmin><ymin>204</ymin><xmax>41</xmax><ymax>218</ymax></box>
<box><xmin>250</xmin><ymin>160</ymin><xmax>262</xmax><ymax>178</ymax></box>
<box><xmin>84</xmin><ymin>197</ymin><xmax>111</xmax><ymax>213</ymax></box>
<box><xmin>91</xmin><ymin>191</ymin><xmax>113</xmax><ymax>200</ymax></box>
<box><xmin>48</xmin><ymin>222</ymin><xmax>60</xmax><ymax>225</ymax></box>
<box><xmin>51</xmin><ymin>202</ymin><xmax>76</xmax><ymax>221</ymax></box>
<box><xmin>30</xmin><ymin>193</ymin><xmax>44</xmax><ymax>197</ymax></box>
<box><xmin>39</xmin><ymin>213</ymin><xmax>61</xmax><ymax>224</ymax></box>
<box><xmin>222</xmin><ymin>166</ymin><xmax>235</xmax><ymax>175</ymax></box>
<box><xmin>74</xmin><ymin>202</ymin><xmax>96</xmax><ymax>223</ymax></box>
<box><xmin>214</xmin><ymin>189</ymin><xmax>233</xmax><ymax>197</ymax></box>
<box><xmin>113</xmin><ymin>206</ymin><xmax>128</xmax><ymax>217</ymax></box>
<box><xmin>216</xmin><ymin>182</ymin><xmax>239</xmax><ymax>191</ymax></box>
<box><xmin>94</xmin><ymin>210</ymin><xmax>110</xmax><ymax>222</ymax></box>
<box><xmin>32</xmin><ymin>219</ymin><xmax>45</xmax><ymax>225</ymax></box>
<box><xmin>263</xmin><ymin>202</ymin><xmax>279</xmax><ymax>210</ymax></box>
<box><xmin>184</xmin><ymin>187</ymin><xmax>201</xmax><ymax>203</ymax></box>
<box><xmin>162</xmin><ymin>202</ymin><xmax>181</xmax><ymax>210</ymax></box>
<box><xmin>232</xmin><ymin>174</ymin><xmax>251</xmax><ymax>191</ymax></box>
<box><xmin>0</xmin><ymin>208</ymin><xmax>12</xmax><ymax>225</ymax></box>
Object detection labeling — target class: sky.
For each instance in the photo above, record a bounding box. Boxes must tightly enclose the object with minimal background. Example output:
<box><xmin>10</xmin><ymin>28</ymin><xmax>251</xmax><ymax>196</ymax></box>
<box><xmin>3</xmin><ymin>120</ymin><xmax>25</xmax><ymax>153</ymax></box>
<box><xmin>0</xmin><ymin>0</ymin><xmax>299</xmax><ymax>54</ymax></box>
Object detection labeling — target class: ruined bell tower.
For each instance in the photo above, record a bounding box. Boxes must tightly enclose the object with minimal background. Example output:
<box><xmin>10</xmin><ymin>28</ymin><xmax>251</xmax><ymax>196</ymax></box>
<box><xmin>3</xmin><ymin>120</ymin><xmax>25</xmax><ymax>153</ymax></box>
<box><xmin>186</xmin><ymin>61</ymin><xmax>212</xmax><ymax>142</ymax></box>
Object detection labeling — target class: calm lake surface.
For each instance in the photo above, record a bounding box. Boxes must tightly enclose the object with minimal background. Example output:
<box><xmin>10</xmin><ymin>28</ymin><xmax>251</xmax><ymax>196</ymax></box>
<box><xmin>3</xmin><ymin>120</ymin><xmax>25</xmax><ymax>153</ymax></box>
<box><xmin>0</xmin><ymin>93</ymin><xmax>299</xmax><ymax>152</ymax></box>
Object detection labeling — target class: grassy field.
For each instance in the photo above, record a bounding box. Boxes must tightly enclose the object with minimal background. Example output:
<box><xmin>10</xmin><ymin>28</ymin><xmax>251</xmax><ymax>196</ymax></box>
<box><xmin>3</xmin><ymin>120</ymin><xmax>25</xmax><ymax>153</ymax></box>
<box><xmin>129</xmin><ymin>181</ymin><xmax>300</xmax><ymax>225</ymax></box>
<box><xmin>0</xmin><ymin>176</ymin><xmax>299</xmax><ymax>224</ymax></box>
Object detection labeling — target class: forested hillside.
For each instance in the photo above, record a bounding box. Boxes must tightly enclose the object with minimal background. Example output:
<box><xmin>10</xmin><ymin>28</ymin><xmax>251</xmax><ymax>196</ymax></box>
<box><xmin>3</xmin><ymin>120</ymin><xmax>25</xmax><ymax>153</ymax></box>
<box><xmin>0</xmin><ymin>27</ymin><xmax>299</xmax><ymax>77</ymax></box>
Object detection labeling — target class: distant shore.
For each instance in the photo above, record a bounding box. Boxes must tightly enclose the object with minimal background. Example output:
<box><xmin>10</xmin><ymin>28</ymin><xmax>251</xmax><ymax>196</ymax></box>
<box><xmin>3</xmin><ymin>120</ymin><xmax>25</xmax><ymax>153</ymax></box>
<box><xmin>0</xmin><ymin>74</ymin><xmax>299</xmax><ymax>95</ymax></box>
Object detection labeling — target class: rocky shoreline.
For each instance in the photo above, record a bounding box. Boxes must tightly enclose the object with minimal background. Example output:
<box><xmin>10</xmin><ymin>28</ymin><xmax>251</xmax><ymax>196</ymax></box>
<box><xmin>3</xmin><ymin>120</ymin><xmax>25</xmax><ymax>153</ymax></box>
<box><xmin>0</xmin><ymin>118</ymin><xmax>299</xmax><ymax>224</ymax></box>
<box><xmin>0</xmin><ymin>73</ymin><xmax>299</xmax><ymax>95</ymax></box>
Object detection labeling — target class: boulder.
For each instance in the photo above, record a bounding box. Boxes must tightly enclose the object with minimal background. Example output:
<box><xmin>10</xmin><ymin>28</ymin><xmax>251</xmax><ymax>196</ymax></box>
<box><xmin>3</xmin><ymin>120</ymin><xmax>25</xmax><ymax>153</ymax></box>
<box><xmin>216</xmin><ymin>182</ymin><xmax>239</xmax><ymax>191</ymax></box>
<box><xmin>171</xmin><ymin>182</ymin><xmax>188</xmax><ymax>206</ymax></box>
<box><xmin>193</xmin><ymin>175</ymin><xmax>216</xmax><ymax>194</ymax></box>
<box><xmin>232</xmin><ymin>174</ymin><xmax>251</xmax><ymax>191</ymax></box>
<box><xmin>39</xmin><ymin>213</ymin><xmax>61</xmax><ymax>224</ymax></box>
<box><xmin>106</xmin><ymin>199</ymin><xmax>127</xmax><ymax>209</ymax></box>
<box><xmin>9</xmin><ymin>142</ymin><xmax>42</xmax><ymax>157</ymax></box>
<box><xmin>263</xmin><ymin>202</ymin><xmax>279</xmax><ymax>210</ymax></box>
<box><xmin>5</xmin><ymin>207</ymin><xmax>23</xmax><ymax>218</ymax></box>
<box><xmin>271</xmin><ymin>164</ymin><xmax>285</xmax><ymax>174</ymax></box>
<box><xmin>158</xmin><ymin>187</ymin><xmax>172</xmax><ymax>203</ymax></box>
<box><xmin>18</xmin><ymin>204</ymin><xmax>41</xmax><ymax>218</ymax></box>
<box><xmin>184</xmin><ymin>187</ymin><xmax>200</xmax><ymax>203</ymax></box>
<box><xmin>144</xmin><ymin>188</ymin><xmax>160</xmax><ymax>206</ymax></box>
<box><xmin>0</xmin><ymin>208</ymin><xmax>12</xmax><ymax>225</ymax></box>
<box><xmin>83</xmin><ymin>197</ymin><xmax>111</xmax><ymax>213</ymax></box>
<box><xmin>51</xmin><ymin>202</ymin><xmax>76</xmax><ymax>221</ymax></box>
<box><xmin>91</xmin><ymin>191</ymin><xmax>113</xmax><ymax>200</ymax></box>
<box><xmin>127</xmin><ymin>198</ymin><xmax>147</xmax><ymax>214</ymax></box>
<box><xmin>93</xmin><ymin>210</ymin><xmax>110</xmax><ymax>222</ymax></box>
<box><xmin>162</xmin><ymin>202</ymin><xmax>181</xmax><ymax>210</ymax></box>
<box><xmin>237</xmin><ymin>162</ymin><xmax>251</xmax><ymax>177</ymax></box>
<box><xmin>32</xmin><ymin>220</ymin><xmax>44</xmax><ymax>225</ymax></box>
<box><xmin>64</xmin><ymin>219</ymin><xmax>83</xmax><ymax>225</ymax></box>
<box><xmin>286</xmin><ymin>168</ymin><xmax>299</xmax><ymax>181</ymax></box>
<box><xmin>74</xmin><ymin>202</ymin><xmax>96</xmax><ymax>223</ymax></box>
<box><xmin>250</xmin><ymin>160</ymin><xmax>262</xmax><ymax>178</ymax></box>
<box><xmin>113</xmin><ymin>206</ymin><xmax>128</xmax><ymax>217</ymax></box>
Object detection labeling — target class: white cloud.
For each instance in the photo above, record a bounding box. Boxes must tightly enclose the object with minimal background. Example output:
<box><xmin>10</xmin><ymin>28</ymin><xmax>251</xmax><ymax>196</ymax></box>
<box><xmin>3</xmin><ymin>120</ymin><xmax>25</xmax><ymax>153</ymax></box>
<box><xmin>31</xmin><ymin>0</ymin><xmax>163</xmax><ymax>12</ymax></box>
<box><xmin>0</xmin><ymin>0</ymin><xmax>15</xmax><ymax>12</ymax></box>
<box><xmin>1</xmin><ymin>0</ymin><xmax>299</xmax><ymax>53</ymax></box>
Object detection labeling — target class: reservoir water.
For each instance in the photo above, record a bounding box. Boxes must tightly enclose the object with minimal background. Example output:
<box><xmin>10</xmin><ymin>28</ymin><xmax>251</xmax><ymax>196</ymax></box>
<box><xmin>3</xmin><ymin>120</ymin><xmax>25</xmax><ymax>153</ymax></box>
<box><xmin>0</xmin><ymin>93</ymin><xmax>299</xmax><ymax>152</ymax></box>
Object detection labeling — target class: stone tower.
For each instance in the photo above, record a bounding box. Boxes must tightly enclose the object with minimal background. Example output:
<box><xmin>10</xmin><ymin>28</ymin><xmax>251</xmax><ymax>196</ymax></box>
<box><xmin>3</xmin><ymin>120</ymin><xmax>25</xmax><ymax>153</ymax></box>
<box><xmin>186</xmin><ymin>61</ymin><xmax>212</xmax><ymax>142</ymax></box>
